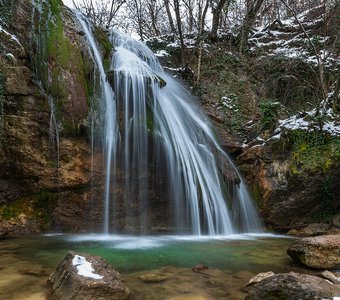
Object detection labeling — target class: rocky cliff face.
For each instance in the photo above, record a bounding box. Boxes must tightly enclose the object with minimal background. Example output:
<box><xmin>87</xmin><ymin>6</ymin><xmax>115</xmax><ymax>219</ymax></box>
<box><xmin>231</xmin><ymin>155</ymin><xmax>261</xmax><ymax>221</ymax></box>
<box><xmin>0</xmin><ymin>0</ymin><xmax>107</xmax><ymax>235</ymax></box>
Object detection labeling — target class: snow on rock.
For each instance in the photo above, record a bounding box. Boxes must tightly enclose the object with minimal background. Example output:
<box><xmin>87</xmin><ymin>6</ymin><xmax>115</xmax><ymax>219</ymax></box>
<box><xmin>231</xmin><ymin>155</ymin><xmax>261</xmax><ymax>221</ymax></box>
<box><xmin>72</xmin><ymin>255</ymin><xmax>103</xmax><ymax>280</ymax></box>
<box><xmin>0</xmin><ymin>25</ymin><xmax>22</xmax><ymax>46</ymax></box>
<box><xmin>155</xmin><ymin>50</ymin><xmax>170</xmax><ymax>57</ymax></box>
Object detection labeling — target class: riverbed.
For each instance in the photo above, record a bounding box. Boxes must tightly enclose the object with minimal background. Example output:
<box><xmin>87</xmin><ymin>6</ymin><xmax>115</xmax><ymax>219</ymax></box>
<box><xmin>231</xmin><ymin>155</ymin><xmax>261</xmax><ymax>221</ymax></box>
<box><xmin>0</xmin><ymin>234</ymin><xmax>297</xmax><ymax>299</ymax></box>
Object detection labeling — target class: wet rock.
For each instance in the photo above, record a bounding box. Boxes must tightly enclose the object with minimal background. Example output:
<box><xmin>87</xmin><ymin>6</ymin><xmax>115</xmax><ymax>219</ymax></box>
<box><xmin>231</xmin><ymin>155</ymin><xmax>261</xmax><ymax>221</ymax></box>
<box><xmin>332</xmin><ymin>214</ymin><xmax>340</xmax><ymax>228</ymax></box>
<box><xmin>3</xmin><ymin>66</ymin><xmax>32</xmax><ymax>96</ymax></box>
<box><xmin>237</xmin><ymin>132</ymin><xmax>340</xmax><ymax>230</ymax></box>
<box><xmin>287</xmin><ymin>229</ymin><xmax>298</xmax><ymax>236</ymax></box>
<box><xmin>243</xmin><ymin>271</ymin><xmax>275</xmax><ymax>292</ymax></box>
<box><xmin>0</xmin><ymin>226</ymin><xmax>9</xmax><ymax>239</ymax></box>
<box><xmin>192</xmin><ymin>264</ymin><xmax>209</xmax><ymax>273</ymax></box>
<box><xmin>294</xmin><ymin>223</ymin><xmax>331</xmax><ymax>237</ymax></box>
<box><xmin>287</xmin><ymin>235</ymin><xmax>340</xmax><ymax>269</ymax></box>
<box><xmin>138</xmin><ymin>272</ymin><xmax>168</xmax><ymax>283</ymax></box>
<box><xmin>246</xmin><ymin>271</ymin><xmax>275</xmax><ymax>286</ymax></box>
<box><xmin>48</xmin><ymin>252</ymin><xmax>130</xmax><ymax>300</ymax></box>
<box><xmin>319</xmin><ymin>270</ymin><xmax>340</xmax><ymax>284</ymax></box>
<box><xmin>245</xmin><ymin>272</ymin><xmax>340</xmax><ymax>300</ymax></box>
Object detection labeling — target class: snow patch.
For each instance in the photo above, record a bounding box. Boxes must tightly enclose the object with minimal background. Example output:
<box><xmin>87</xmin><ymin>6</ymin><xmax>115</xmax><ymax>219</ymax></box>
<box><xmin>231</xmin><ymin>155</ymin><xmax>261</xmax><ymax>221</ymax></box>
<box><xmin>0</xmin><ymin>25</ymin><xmax>21</xmax><ymax>46</ymax></box>
<box><xmin>155</xmin><ymin>50</ymin><xmax>170</xmax><ymax>57</ymax></box>
<box><xmin>72</xmin><ymin>255</ymin><xmax>103</xmax><ymax>280</ymax></box>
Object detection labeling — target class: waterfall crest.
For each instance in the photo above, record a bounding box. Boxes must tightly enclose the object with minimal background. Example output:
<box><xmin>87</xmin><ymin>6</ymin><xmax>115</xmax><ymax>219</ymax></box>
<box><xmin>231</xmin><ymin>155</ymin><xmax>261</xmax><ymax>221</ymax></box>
<box><xmin>75</xmin><ymin>14</ymin><xmax>262</xmax><ymax>235</ymax></box>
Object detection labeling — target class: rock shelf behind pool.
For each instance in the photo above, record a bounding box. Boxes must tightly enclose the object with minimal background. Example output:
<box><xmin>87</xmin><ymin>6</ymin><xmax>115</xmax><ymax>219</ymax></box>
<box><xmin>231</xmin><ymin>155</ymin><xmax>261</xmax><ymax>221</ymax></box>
<box><xmin>48</xmin><ymin>252</ymin><xmax>130</xmax><ymax>300</ymax></box>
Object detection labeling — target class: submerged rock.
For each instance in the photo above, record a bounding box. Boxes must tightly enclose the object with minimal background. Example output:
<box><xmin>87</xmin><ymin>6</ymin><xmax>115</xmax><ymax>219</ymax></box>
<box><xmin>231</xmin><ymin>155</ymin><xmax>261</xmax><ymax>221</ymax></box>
<box><xmin>287</xmin><ymin>235</ymin><xmax>340</xmax><ymax>269</ymax></box>
<box><xmin>245</xmin><ymin>272</ymin><xmax>340</xmax><ymax>300</ymax></box>
<box><xmin>48</xmin><ymin>252</ymin><xmax>130</xmax><ymax>300</ymax></box>
<box><xmin>192</xmin><ymin>264</ymin><xmax>209</xmax><ymax>273</ymax></box>
<box><xmin>138</xmin><ymin>272</ymin><xmax>168</xmax><ymax>283</ymax></box>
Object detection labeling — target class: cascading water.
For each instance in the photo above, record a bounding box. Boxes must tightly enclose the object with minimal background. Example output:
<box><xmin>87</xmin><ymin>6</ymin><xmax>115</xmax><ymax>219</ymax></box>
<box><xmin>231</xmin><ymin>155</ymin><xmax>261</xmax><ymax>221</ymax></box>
<box><xmin>75</xmin><ymin>12</ymin><xmax>118</xmax><ymax>234</ymax></box>
<box><xmin>76</xmin><ymin>14</ymin><xmax>262</xmax><ymax>235</ymax></box>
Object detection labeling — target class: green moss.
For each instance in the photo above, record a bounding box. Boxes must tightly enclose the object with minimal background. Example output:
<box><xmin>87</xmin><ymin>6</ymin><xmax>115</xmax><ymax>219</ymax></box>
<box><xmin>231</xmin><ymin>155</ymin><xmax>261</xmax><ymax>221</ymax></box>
<box><xmin>314</xmin><ymin>177</ymin><xmax>336</xmax><ymax>222</ymax></box>
<box><xmin>146</xmin><ymin>110</ymin><xmax>154</xmax><ymax>133</ymax></box>
<box><xmin>259</xmin><ymin>99</ymin><xmax>281</xmax><ymax>130</ymax></box>
<box><xmin>287</xmin><ymin>130</ymin><xmax>340</xmax><ymax>174</ymax></box>
<box><xmin>252</xmin><ymin>184</ymin><xmax>264</xmax><ymax>209</ymax></box>
<box><xmin>94</xmin><ymin>27</ymin><xmax>113</xmax><ymax>61</ymax></box>
<box><xmin>0</xmin><ymin>72</ymin><xmax>5</xmax><ymax>148</ymax></box>
<box><xmin>33</xmin><ymin>189</ymin><xmax>58</xmax><ymax>229</ymax></box>
<box><xmin>0</xmin><ymin>0</ymin><xmax>13</xmax><ymax>27</ymax></box>
<box><xmin>0</xmin><ymin>205</ymin><xmax>18</xmax><ymax>220</ymax></box>
<box><xmin>47</xmin><ymin>160</ymin><xmax>57</xmax><ymax>168</ymax></box>
<box><xmin>32</xmin><ymin>0</ymin><xmax>93</xmax><ymax>136</ymax></box>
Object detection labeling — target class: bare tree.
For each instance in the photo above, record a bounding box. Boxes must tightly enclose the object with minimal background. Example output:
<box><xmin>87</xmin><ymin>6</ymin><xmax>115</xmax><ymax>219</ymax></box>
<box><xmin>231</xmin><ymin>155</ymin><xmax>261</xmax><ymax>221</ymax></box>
<box><xmin>173</xmin><ymin>0</ymin><xmax>186</xmax><ymax>63</ymax></box>
<box><xmin>238</xmin><ymin>0</ymin><xmax>266</xmax><ymax>52</ymax></box>
<box><xmin>210</xmin><ymin>0</ymin><xmax>232</xmax><ymax>37</ymax></box>
<box><xmin>164</xmin><ymin>0</ymin><xmax>176</xmax><ymax>33</ymax></box>
<box><xmin>182</xmin><ymin>0</ymin><xmax>195</xmax><ymax>32</ymax></box>
<box><xmin>73</xmin><ymin>0</ymin><xmax>126</xmax><ymax>28</ymax></box>
<box><xmin>195</xmin><ymin>0</ymin><xmax>209</xmax><ymax>85</ymax></box>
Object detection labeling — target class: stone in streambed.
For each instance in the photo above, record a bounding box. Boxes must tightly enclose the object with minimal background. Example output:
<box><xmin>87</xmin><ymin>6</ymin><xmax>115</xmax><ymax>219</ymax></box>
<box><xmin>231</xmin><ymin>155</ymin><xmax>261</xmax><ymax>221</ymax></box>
<box><xmin>287</xmin><ymin>234</ymin><xmax>340</xmax><ymax>269</ymax></box>
<box><xmin>138</xmin><ymin>272</ymin><xmax>169</xmax><ymax>283</ymax></box>
<box><xmin>48</xmin><ymin>251</ymin><xmax>130</xmax><ymax>300</ymax></box>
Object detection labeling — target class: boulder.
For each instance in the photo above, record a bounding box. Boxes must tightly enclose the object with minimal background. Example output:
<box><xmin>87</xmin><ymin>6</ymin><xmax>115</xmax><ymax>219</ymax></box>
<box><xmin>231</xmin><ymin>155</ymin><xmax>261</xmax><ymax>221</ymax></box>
<box><xmin>245</xmin><ymin>272</ymin><xmax>340</xmax><ymax>300</ymax></box>
<box><xmin>293</xmin><ymin>223</ymin><xmax>331</xmax><ymax>237</ymax></box>
<box><xmin>48</xmin><ymin>252</ymin><xmax>130</xmax><ymax>300</ymax></box>
<box><xmin>287</xmin><ymin>235</ymin><xmax>340</xmax><ymax>269</ymax></box>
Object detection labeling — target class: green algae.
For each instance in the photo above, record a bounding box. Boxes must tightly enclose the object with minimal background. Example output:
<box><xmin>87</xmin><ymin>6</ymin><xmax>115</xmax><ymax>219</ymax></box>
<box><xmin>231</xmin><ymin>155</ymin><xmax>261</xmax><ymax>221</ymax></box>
<box><xmin>32</xmin><ymin>0</ymin><xmax>93</xmax><ymax>136</ymax></box>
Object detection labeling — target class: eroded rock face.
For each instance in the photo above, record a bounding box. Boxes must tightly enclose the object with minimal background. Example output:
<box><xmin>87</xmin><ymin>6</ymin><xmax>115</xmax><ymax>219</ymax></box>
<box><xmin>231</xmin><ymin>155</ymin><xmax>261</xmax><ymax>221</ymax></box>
<box><xmin>0</xmin><ymin>0</ymin><xmax>107</xmax><ymax>235</ymax></box>
<box><xmin>287</xmin><ymin>235</ymin><xmax>340</xmax><ymax>269</ymax></box>
<box><xmin>237</xmin><ymin>135</ymin><xmax>340</xmax><ymax>230</ymax></box>
<box><xmin>245</xmin><ymin>272</ymin><xmax>340</xmax><ymax>300</ymax></box>
<box><xmin>49</xmin><ymin>252</ymin><xmax>130</xmax><ymax>300</ymax></box>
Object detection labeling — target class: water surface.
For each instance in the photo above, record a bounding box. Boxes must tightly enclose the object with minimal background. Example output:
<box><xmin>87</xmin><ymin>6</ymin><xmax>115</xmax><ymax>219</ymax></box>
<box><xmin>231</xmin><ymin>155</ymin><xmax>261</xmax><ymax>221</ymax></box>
<box><xmin>0</xmin><ymin>234</ymin><xmax>297</xmax><ymax>299</ymax></box>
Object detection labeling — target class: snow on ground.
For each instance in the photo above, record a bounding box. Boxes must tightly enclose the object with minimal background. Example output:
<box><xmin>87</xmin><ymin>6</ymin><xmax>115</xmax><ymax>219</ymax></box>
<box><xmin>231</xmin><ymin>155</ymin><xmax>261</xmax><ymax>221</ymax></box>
<box><xmin>249</xmin><ymin>5</ymin><xmax>338</xmax><ymax>69</ymax></box>
<box><xmin>268</xmin><ymin>105</ymin><xmax>340</xmax><ymax>142</ymax></box>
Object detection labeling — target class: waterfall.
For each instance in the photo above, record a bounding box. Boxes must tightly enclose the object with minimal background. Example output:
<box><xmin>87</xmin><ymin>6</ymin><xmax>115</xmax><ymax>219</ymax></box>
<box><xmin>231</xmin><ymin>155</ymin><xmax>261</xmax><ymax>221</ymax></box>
<box><xmin>76</xmin><ymin>14</ymin><xmax>262</xmax><ymax>235</ymax></box>
<box><xmin>75</xmin><ymin>13</ymin><xmax>118</xmax><ymax>234</ymax></box>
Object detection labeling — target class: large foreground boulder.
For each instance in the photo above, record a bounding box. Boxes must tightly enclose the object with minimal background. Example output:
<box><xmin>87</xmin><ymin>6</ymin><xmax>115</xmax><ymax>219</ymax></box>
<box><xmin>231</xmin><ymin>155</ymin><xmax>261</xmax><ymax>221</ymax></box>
<box><xmin>287</xmin><ymin>234</ymin><xmax>340</xmax><ymax>269</ymax></box>
<box><xmin>245</xmin><ymin>272</ymin><xmax>340</xmax><ymax>300</ymax></box>
<box><xmin>48</xmin><ymin>252</ymin><xmax>130</xmax><ymax>300</ymax></box>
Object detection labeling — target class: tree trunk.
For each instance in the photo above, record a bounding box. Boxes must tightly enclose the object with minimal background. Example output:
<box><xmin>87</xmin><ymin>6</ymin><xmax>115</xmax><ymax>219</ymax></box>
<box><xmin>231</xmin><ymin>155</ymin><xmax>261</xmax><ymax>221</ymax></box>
<box><xmin>238</xmin><ymin>0</ymin><xmax>265</xmax><ymax>52</ymax></box>
<box><xmin>173</xmin><ymin>0</ymin><xmax>185</xmax><ymax>64</ymax></box>
<box><xmin>211</xmin><ymin>0</ymin><xmax>231</xmax><ymax>37</ymax></box>
<box><xmin>196</xmin><ymin>0</ymin><xmax>209</xmax><ymax>85</ymax></box>
<box><xmin>164</xmin><ymin>0</ymin><xmax>176</xmax><ymax>33</ymax></box>
<box><xmin>334</xmin><ymin>67</ymin><xmax>340</xmax><ymax>111</ymax></box>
